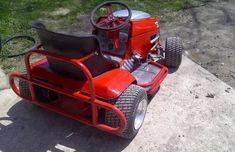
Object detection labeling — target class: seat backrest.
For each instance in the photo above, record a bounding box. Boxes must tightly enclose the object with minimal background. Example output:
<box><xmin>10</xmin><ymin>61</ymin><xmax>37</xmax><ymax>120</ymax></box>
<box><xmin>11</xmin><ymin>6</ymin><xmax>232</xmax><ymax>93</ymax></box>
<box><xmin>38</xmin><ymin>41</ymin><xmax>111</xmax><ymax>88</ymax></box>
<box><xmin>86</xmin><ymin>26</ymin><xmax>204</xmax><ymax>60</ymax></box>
<box><xmin>32</xmin><ymin>21</ymin><xmax>100</xmax><ymax>58</ymax></box>
<box><xmin>96</xmin><ymin>24</ymin><xmax>130</xmax><ymax>57</ymax></box>
<box><xmin>32</xmin><ymin>21</ymin><xmax>103</xmax><ymax>80</ymax></box>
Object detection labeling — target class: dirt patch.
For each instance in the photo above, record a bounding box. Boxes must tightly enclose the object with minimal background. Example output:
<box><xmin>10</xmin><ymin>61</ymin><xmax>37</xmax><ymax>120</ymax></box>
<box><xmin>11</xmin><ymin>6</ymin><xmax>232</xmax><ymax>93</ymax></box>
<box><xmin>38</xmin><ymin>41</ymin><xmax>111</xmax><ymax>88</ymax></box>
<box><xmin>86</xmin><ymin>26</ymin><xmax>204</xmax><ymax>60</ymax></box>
<box><xmin>50</xmin><ymin>8</ymin><xmax>70</xmax><ymax>16</ymax></box>
<box><xmin>160</xmin><ymin>0</ymin><xmax>235</xmax><ymax>88</ymax></box>
<box><xmin>64</xmin><ymin>15</ymin><xmax>92</xmax><ymax>35</ymax></box>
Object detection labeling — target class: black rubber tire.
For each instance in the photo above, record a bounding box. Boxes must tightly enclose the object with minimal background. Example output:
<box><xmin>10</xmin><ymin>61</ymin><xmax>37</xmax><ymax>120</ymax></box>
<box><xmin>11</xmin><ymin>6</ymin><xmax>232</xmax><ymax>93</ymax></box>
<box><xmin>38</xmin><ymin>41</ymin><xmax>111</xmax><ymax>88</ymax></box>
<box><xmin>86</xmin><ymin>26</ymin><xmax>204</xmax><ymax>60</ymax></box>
<box><xmin>19</xmin><ymin>79</ymin><xmax>31</xmax><ymax>99</ymax></box>
<box><xmin>164</xmin><ymin>37</ymin><xmax>183</xmax><ymax>68</ymax></box>
<box><xmin>18</xmin><ymin>78</ymin><xmax>57</xmax><ymax>102</ymax></box>
<box><xmin>105</xmin><ymin>84</ymin><xmax>148</xmax><ymax>139</ymax></box>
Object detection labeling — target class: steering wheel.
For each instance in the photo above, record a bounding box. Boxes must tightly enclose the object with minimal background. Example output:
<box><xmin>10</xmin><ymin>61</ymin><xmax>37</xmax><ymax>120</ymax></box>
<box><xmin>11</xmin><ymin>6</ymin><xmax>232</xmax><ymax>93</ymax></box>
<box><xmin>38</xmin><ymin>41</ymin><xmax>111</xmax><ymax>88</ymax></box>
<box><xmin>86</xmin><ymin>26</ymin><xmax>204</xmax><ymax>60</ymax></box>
<box><xmin>90</xmin><ymin>1</ymin><xmax>132</xmax><ymax>31</ymax></box>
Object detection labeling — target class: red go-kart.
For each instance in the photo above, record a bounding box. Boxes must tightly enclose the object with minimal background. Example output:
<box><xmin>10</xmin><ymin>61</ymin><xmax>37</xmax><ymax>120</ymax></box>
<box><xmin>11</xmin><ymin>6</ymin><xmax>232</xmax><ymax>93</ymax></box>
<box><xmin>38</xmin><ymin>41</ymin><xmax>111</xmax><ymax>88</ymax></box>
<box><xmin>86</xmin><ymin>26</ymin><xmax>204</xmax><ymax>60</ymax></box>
<box><xmin>9</xmin><ymin>1</ymin><xmax>182</xmax><ymax>139</ymax></box>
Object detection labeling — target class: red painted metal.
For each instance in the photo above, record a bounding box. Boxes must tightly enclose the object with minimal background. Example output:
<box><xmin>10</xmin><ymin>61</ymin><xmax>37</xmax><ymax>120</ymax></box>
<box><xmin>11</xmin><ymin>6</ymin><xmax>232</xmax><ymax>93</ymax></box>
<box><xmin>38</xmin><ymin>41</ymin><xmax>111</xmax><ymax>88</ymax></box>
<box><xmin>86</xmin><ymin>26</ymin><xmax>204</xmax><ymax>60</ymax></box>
<box><xmin>30</xmin><ymin>58</ymin><xmax>136</xmax><ymax>100</ymax></box>
<box><xmin>124</xmin><ymin>17</ymin><xmax>160</xmax><ymax>59</ymax></box>
<box><xmin>81</xmin><ymin>69</ymin><xmax>136</xmax><ymax>100</ymax></box>
<box><xmin>9</xmin><ymin>9</ymin><xmax>170</xmax><ymax>136</ymax></box>
<box><xmin>131</xmin><ymin>17</ymin><xmax>159</xmax><ymax>36</ymax></box>
<box><xmin>9</xmin><ymin>50</ymin><xmax>127</xmax><ymax>134</ymax></box>
<box><xmin>107</xmin><ymin>30</ymin><xmax>120</xmax><ymax>49</ymax></box>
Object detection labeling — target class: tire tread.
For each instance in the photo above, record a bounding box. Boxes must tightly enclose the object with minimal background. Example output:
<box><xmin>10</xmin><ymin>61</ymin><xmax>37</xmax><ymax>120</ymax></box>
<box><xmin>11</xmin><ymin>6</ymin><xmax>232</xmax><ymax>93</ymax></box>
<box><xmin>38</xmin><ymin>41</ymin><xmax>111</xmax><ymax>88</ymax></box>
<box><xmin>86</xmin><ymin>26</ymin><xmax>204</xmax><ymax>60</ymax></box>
<box><xmin>105</xmin><ymin>84</ymin><xmax>147</xmax><ymax>139</ymax></box>
<box><xmin>165</xmin><ymin>37</ymin><xmax>183</xmax><ymax>68</ymax></box>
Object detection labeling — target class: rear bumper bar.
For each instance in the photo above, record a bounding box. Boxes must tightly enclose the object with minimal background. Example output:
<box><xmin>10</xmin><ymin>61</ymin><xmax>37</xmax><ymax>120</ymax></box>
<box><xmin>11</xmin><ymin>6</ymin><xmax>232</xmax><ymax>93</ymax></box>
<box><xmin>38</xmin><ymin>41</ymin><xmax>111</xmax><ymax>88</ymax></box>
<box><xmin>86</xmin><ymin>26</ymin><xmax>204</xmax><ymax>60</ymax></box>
<box><xmin>9</xmin><ymin>50</ymin><xmax>127</xmax><ymax>134</ymax></box>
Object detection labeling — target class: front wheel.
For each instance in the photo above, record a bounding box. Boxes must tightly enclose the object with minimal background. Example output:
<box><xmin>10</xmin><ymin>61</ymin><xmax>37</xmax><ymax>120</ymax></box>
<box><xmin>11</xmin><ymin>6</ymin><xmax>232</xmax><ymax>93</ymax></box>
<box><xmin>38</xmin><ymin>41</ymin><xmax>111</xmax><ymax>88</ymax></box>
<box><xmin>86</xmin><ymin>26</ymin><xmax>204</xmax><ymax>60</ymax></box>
<box><xmin>105</xmin><ymin>84</ymin><xmax>148</xmax><ymax>139</ymax></box>
<box><xmin>164</xmin><ymin>37</ymin><xmax>183</xmax><ymax>68</ymax></box>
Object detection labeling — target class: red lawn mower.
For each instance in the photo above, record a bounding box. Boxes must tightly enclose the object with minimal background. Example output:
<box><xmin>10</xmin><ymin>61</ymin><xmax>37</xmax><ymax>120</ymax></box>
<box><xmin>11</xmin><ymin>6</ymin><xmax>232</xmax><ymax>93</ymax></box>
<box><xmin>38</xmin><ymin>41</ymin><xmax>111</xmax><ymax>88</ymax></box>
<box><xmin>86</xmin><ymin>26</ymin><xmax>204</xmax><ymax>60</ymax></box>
<box><xmin>9</xmin><ymin>1</ymin><xmax>182</xmax><ymax>139</ymax></box>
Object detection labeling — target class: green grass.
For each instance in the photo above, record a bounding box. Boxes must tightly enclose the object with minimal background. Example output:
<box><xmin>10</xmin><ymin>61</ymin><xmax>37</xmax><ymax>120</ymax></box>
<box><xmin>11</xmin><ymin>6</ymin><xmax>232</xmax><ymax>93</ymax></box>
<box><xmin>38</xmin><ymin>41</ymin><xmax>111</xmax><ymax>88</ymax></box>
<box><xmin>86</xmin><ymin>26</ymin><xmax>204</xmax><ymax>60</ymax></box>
<box><xmin>0</xmin><ymin>0</ymin><xmax>205</xmax><ymax>73</ymax></box>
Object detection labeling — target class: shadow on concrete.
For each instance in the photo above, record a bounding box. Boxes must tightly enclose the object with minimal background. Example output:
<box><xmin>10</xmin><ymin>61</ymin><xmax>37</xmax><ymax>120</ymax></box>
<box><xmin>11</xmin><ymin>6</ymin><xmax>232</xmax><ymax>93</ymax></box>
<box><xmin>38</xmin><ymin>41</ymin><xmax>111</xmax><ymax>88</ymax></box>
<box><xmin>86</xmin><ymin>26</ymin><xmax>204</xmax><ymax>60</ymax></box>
<box><xmin>148</xmin><ymin>87</ymin><xmax>160</xmax><ymax>102</ymax></box>
<box><xmin>0</xmin><ymin>100</ymin><xmax>132</xmax><ymax>152</ymax></box>
<box><xmin>168</xmin><ymin>67</ymin><xmax>179</xmax><ymax>74</ymax></box>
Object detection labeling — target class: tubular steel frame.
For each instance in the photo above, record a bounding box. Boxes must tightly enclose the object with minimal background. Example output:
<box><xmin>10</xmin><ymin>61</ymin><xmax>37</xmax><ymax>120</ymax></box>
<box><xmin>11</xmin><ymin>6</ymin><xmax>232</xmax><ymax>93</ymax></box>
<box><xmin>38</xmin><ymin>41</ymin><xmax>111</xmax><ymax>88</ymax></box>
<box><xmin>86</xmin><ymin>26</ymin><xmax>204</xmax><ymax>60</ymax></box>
<box><xmin>9</xmin><ymin>50</ymin><xmax>127</xmax><ymax>134</ymax></box>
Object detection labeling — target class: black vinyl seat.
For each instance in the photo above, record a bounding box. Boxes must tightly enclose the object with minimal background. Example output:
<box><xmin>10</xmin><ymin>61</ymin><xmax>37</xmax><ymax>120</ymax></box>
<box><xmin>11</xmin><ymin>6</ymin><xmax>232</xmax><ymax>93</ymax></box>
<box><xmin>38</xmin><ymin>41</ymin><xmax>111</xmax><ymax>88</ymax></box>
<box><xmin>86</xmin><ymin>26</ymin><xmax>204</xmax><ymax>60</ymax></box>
<box><xmin>32</xmin><ymin>21</ymin><xmax>119</xmax><ymax>80</ymax></box>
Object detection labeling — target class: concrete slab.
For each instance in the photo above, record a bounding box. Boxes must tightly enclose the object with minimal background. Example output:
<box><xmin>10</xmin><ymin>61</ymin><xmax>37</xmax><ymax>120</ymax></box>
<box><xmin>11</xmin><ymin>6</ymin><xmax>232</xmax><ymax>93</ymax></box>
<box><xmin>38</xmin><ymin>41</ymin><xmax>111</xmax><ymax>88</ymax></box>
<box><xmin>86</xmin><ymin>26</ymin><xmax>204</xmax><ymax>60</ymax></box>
<box><xmin>0</xmin><ymin>56</ymin><xmax>234</xmax><ymax>152</ymax></box>
<box><xmin>160</xmin><ymin>1</ymin><xmax>235</xmax><ymax>88</ymax></box>
<box><xmin>0</xmin><ymin>68</ymin><xmax>9</xmax><ymax>90</ymax></box>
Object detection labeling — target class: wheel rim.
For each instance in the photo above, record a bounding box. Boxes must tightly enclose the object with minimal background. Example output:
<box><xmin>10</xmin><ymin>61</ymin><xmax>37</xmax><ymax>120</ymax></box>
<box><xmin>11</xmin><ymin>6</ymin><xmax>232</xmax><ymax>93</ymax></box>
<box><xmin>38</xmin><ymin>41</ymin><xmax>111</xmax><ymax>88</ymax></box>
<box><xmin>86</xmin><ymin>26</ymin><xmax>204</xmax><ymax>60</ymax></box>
<box><xmin>134</xmin><ymin>98</ymin><xmax>147</xmax><ymax>130</ymax></box>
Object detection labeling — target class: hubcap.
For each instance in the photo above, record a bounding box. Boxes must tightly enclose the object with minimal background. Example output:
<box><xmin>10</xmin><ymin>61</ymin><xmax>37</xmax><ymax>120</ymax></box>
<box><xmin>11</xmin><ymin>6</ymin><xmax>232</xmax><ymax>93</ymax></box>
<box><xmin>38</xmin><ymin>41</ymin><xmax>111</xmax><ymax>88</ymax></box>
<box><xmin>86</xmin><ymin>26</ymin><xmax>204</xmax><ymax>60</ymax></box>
<box><xmin>134</xmin><ymin>98</ymin><xmax>147</xmax><ymax>130</ymax></box>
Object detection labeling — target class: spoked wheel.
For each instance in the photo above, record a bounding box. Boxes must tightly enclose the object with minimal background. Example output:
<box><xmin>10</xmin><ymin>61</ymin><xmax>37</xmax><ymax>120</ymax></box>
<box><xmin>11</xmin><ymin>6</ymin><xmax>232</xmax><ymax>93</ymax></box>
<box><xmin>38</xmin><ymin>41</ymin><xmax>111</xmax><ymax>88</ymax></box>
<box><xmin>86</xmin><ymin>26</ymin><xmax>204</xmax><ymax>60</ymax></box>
<box><xmin>105</xmin><ymin>84</ymin><xmax>148</xmax><ymax>139</ymax></box>
<box><xmin>90</xmin><ymin>1</ymin><xmax>132</xmax><ymax>31</ymax></box>
<box><xmin>164</xmin><ymin>37</ymin><xmax>183</xmax><ymax>68</ymax></box>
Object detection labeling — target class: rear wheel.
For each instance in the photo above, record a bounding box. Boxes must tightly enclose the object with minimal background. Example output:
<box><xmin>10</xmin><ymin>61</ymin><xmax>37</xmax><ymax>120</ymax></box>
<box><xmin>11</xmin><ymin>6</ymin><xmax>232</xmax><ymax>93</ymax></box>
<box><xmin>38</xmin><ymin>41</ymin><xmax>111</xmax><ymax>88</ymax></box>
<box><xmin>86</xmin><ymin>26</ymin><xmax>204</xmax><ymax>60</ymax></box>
<box><xmin>164</xmin><ymin>37</ymin><xmax>183</xmax><ymax>68</ymax></box>
<box><xmin>19</xmin><ymin>78</ymin><xmax>58</xmax><ymax>102</ymax></box>
<box><xmin>105</xmin><ymin>84</ymin><xmax>148</xmax><ymax>139</ymax></box>
<box><xmin>19</xmin><ymin>79</ymin><xmax>31</xmax><ymax>99</ymax></box>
